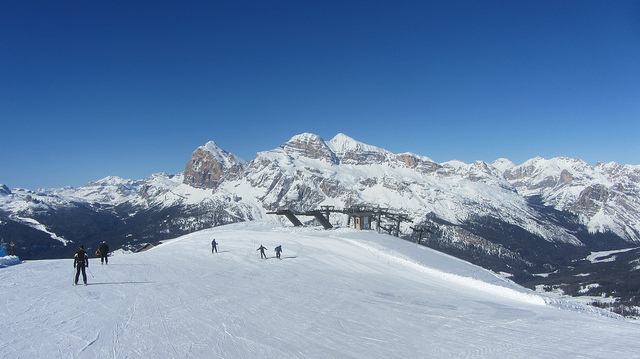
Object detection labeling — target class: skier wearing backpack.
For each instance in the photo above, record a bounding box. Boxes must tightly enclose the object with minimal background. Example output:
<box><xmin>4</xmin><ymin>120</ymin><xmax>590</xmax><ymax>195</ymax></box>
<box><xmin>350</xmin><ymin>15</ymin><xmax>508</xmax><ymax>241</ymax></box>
<box><xmin>257</xmin><ymin>245</ymin><xmax>267</xmax><ymax>259</ymax></box>
<box><xmin>98</xmin><ymin>241</ymin><xmax>109</xmax><ymax>265</ymax></box>
<box><xmin>275</xmin><ymin>245</ymin><xmax>282</xmax><ymax>259</ymax></box>
<box><xmin>74</xmin><ymin>245</ymin><xmax>89</xmax><ymax>285</ymax></box>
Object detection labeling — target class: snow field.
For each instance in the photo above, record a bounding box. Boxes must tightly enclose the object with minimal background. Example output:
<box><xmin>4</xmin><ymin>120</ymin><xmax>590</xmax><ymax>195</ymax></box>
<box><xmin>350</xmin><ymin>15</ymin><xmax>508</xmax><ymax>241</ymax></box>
<box><xmin>1</xmin><ymin>221</ymin><xmax>639</xmax><ymax>358</ymax></box>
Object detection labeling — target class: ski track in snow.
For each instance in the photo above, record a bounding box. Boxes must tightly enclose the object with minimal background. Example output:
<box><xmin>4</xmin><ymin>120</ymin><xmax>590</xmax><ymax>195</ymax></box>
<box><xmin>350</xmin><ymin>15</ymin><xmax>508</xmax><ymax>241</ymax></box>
<box><xmin>1</xmin><ymin>222</ymin><xmax>639</xmax><ymax>358</ymax></box>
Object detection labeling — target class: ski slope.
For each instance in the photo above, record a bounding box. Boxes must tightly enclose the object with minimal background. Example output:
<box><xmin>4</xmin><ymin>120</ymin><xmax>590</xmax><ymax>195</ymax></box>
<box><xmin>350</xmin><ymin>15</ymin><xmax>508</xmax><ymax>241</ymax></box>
<box><xmin>1</xmin><ymin>222</ymin><xmax>639</xmax><ymax>358</ymax></box>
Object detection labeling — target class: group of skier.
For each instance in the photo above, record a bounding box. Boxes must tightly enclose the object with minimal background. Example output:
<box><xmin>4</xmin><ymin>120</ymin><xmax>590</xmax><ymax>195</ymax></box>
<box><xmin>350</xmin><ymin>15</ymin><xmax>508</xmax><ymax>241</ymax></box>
<box><xmin>73</xmin><ymin>241</ymin><xmax>109</xmax><ymax>286</ymax></box>
<box><xmin>212</xmin><ymin>239</ymin><xmax>283</xmax><ymax>259</ymax></box>
<box><xmin>74</xmin><ymin>237</ymin><xmax>283</xmax><ymax>285</ymax></box>
<box><xmin>257</xmin><ymin>244</ymin><xmax>282</xmax><ymax>259</ymax></box>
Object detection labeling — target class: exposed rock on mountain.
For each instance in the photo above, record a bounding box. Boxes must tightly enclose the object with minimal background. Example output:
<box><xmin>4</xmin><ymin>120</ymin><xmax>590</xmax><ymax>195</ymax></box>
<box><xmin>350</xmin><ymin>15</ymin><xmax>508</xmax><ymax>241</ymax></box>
<box><xmin>281</xmin><ymin>133</ymin><xmax>339</xmax><ymax>164</ymax></box>
<box><xmin>0</xmin><ymin>184</ymin><xmax>11</xmax><ymax>195</ymax></box>
<box><xmin>183</xmin><ymin>141</ymin><xmax>245</xmax><ymax>189</ymax></box>
<box><xmin>499</xmin><ymin>157</ymin><xmax>640</xmax><ymax>241</ymax></box>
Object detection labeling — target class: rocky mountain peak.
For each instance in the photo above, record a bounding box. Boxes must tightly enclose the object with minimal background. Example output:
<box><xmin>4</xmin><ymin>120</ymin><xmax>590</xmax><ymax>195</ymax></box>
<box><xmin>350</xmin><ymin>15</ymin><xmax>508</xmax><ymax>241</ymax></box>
<box><xmin>394</xmin><ymin>153</ymin><xmax>440</xmax><ymax>173</ymax></box>
<box><xmin>326</xmin><ymin>133</ymin><xmax>373</xmax><ymax>153</ymax></box>
<box><xmin>202</xmin><ymin>141</ymin><xmax>245</xmax><ymax>167</ymax></box>
<box><xmin>183</xmin><ymin>142</ymin><xmax>244</xmax><ymax>189</ymax></box>
<box><xmin>492</xmin><ymin>158</ymin><xmax>515</xmax><ymax>173</ymax></box>
<box><xmin>280</xmin><ymin>133</ymin><xmax>338</xmax><ymax>163</ymax></box>
<box><xmin>326</xmin><ymin>133</ymin><xmax>393</xmax><ymax>165</ymax></box>
<box><xmin>0</xmin><ymin>184</ymin><xmax>11</xmax><ymax>195</ymax></box>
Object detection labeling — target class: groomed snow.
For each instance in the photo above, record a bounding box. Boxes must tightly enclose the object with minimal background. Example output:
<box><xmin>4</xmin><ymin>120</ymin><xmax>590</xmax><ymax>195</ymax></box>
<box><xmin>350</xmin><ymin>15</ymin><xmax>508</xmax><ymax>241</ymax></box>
<box><xmin>0</xmin><ymin>255</ymin><xmax>20</xmax><ymax>268</ymax></box>
<box><xmin>1</xmin><ymin>222</ymin><xmax>638</xmax><ymax>358</ymax></box>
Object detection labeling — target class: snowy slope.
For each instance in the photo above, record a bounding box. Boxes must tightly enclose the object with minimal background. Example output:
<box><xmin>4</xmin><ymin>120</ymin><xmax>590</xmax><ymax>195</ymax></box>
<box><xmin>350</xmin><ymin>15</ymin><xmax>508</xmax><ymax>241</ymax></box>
<box><xmin>1</xmin><ymin>222</ymin><xmax>638</xmax><ymax>358</ymax></box>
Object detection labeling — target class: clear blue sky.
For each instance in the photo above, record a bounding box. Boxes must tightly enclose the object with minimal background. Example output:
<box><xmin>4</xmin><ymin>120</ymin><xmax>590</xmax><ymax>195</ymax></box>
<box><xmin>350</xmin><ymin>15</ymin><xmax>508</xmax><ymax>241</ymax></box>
<box><xmin>2</xmin><ymin>1</ymin><xmax>639</xmax><ymax>189</ymax></box>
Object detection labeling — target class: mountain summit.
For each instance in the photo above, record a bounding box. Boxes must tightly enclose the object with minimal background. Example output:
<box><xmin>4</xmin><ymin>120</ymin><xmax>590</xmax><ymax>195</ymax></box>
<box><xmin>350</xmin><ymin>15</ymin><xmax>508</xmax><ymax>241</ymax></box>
<box><xmin>183</xmin><ymin>141</ymin><xmax>245</xmax><ymax>189</ymax></box>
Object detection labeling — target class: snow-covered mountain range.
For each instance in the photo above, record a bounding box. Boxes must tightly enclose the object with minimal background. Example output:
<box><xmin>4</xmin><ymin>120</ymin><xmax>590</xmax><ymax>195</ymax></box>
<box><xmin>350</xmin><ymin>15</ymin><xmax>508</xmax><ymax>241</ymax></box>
<box><xmin>2</xmin><ymin>133</ymin><xmax>640</xmax><ymax>310</ymax></box>
<box><xmin>3</xmin><ymin>132</ymin><xmax>640</xmax><ymax>258</ymax></box>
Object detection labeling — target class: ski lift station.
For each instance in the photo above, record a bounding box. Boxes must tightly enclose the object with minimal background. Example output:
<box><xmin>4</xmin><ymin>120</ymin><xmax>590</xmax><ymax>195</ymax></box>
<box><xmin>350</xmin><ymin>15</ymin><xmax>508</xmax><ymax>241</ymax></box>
<box><xmin>268</xmin><ymin>205</ymin><xmax>412</xmax><ymax>237</ymax></box>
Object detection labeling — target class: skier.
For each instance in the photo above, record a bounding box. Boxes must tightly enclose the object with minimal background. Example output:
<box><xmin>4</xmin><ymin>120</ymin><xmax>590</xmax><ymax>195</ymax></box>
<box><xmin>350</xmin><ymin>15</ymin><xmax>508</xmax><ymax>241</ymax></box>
<box><xmin>74</xmin><ymin>245</ymin><xmax>89</xmax><ymax>285</ymax></box>
<box><xmin>257</xmin><ymin>245</ymin><xmax>267</xmax><ymax>259</ymax></box>
<box><xmin>275</xmin><ymin>245</ymin><xmax>282</xmax><ymax>259</ymax></box>
<box><xmin>211</xmin><ymin>239</ymin><xmax>218</xmax><ymax>253</ymax></box>
<box><xmin>97</xmin><ymin>241</ymin><xmax>109</xmax><ymax>265</ymax></box>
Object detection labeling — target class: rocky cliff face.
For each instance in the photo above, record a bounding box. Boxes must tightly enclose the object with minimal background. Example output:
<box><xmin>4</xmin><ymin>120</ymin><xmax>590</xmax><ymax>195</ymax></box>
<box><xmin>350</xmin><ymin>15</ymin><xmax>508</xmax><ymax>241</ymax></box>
<box><xmin>183</xmin><ymin>141</ymin><xmax>245</xmax><ymax>189</ymax></box>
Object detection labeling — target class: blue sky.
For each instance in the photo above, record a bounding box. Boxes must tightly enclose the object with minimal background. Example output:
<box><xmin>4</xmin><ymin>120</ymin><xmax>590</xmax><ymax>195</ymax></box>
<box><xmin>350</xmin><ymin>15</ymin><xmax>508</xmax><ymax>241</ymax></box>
<box><xmin>2</xmin><ymin>1</ymin><xmax>639</xmax><ymax>189</ymax></box>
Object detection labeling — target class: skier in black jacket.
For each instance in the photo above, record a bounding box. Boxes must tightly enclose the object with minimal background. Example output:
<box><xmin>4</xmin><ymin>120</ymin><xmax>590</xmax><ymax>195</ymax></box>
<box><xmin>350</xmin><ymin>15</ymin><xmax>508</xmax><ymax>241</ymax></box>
<box><xmin>98</xmin><ymin>241</ymin><xmax>109</xmax><ymax>265</ymax></box>
<box><xmin>74</xmin><ymin>245</ymin><xmax>89</xmax><ymax>285</ymax></box>
<box><xmin>257</xmin><ymin>245</ymin><xmax>267</xmax><ymax>259</ymax></box>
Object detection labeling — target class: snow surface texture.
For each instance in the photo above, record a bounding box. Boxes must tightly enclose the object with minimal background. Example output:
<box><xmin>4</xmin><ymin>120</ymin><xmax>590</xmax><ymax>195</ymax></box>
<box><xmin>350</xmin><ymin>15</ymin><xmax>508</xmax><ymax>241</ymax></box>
<box><xmin>0</xmin><ymin>255</ymin><xmax>20</xmax><ymax>268</ymax></box>
<box><xmin>1</xmin><ymin>222</ymin><xmax>639</xmax><ymax>358</ymax></box>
